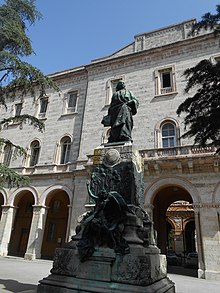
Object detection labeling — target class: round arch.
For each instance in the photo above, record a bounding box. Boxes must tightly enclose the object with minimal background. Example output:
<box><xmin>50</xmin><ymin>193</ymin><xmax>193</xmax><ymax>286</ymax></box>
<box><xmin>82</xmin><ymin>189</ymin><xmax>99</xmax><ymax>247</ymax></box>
<box><xmin>154</xmin><ymin>117</ymin><xmax>181</xmax><ymax>148</ymax></box>
<box><xmin>41</xmin><ymin>186</ymin><xmax>71</xmax><ymax>259</ymax></box>
<box><xmin>9</xmin><ymin>186</ymin><xmax>38</xmax><ymax>206</ymax></box>
<box><xmin>59</xmin><ymin>133</ymin><xmax>73</xmax><ymax>142</ymax></box>
<box><xmin>0</xmin><ymin>188</ymin><xmax>7</xmax><ymax>204</ymax></box>
<box><xmin>40</xmin><ymin>184</ymin><xmax>72</xmax><ymax>206</ymax></box>
<box><xmin>144</xmin><ymin>176</ymin><xmax>201</xmax><ymax>206</ymax></box>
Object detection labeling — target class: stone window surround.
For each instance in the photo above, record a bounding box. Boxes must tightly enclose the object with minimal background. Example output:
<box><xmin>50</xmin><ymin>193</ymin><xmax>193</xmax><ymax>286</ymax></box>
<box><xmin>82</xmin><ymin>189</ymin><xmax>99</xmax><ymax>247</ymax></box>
<box><xmin>54</xmin><ymin>134</ymin><xmax>73</xmax><ymax>165</ymax></box>
<box><xmin>154</xmin><ymin>117</ymin><xmax>180</xmax><ymax>149</ymax></box>
<box><xmin>35</xmin><ymin>96</ymin><xmax>49</xmax><ymax>120</ymax></box>
<box><xmin>62</xmin><ymin>90</ymin><xmax>79</xmax><ymax>116</ymax></box>
<box><xmin>154</xmin><ymin>64</ymin><xmax>177</xmax><ymax>97</ymax></box>
<box><xmin>27</xmin><ymin>139</ymin><xmax>41</xmax><ymax>167</ymax></box>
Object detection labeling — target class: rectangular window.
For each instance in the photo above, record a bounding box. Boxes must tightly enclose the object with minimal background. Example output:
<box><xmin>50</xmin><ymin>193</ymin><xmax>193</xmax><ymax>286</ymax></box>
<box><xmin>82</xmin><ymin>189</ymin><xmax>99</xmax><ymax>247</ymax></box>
<box><xmin>40</xmin><ymin>99</ymin><xmax>48</xmax><ymax>113</ymax></box>
<box><xmin>67</xmin><ymin>92</ymin><xmax>77</xmax><ymax>113</ymax></box>
<box><xmin>155</xmin><ymin>66</ymin><xmax>176</xmax><ymax>96</ymax></box>
<box><xmin>15</xmin><ymin>103</ymin><xmax>22</xmax><ymax>116</ymax></box>
<box><xmin>39</xmin><ymin>98</ymin><xmax>48</xmax><ymax>118</ymax></box>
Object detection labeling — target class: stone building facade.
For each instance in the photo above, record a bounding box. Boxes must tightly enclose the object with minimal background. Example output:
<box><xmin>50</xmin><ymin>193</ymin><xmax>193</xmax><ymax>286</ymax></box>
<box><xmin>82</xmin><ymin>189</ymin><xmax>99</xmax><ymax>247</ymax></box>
<box><xmin>0</xmin><ymin>19</ymin><xmax>220</xmax><ymax>280</ymax></box>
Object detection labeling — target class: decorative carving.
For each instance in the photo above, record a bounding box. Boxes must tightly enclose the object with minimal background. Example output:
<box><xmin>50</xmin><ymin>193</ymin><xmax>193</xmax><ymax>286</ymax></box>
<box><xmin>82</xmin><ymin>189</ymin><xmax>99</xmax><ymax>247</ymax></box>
<box><xmin>112</xmin><ymin>254</ymin><xmax>152</xmax><ymax>285</ymax></box>
<box><xmin>51</xmin><ymin>248</ymin><xmax>79</xmax><ymax>276</ymax></box>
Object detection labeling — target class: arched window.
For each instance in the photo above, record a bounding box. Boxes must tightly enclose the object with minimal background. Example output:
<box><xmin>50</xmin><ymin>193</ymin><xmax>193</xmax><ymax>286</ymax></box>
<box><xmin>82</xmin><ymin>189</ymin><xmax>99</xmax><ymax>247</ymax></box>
<box><xmin>60</xmin><ymin>136</ymin><xmax>71</xmax><ymax>164</ymax></box>
<box><xmin>161</xmin><ymin>122</ymin><xmax>176</xmax><ymax>147</ymax></box>
<box><xmin>30</xmin><ymin>140</ymin><xmax>40</xmax><ymax>166</ymax></box>
<box><xmin>3</xmin><ymin>144</ymin><xmax>13</xmax><ymax>166</ymax></box>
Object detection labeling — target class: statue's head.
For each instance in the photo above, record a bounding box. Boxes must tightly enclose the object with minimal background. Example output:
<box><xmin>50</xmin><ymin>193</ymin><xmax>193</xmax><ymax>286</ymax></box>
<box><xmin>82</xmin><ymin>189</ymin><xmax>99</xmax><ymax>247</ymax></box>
<box><xmin>116</xmin><ymin>81</ymin><xmax>125</xmax><ymax>91</ymax></box>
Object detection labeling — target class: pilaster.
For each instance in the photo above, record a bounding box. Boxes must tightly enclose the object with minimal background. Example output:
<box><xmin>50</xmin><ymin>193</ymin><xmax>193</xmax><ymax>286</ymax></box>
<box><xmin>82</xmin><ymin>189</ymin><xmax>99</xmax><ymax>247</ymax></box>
<box><xmin>24</xmin><ymin>205</ymin><xmax>48</xmax><ymax>260</ymax></box>
<box><xmin>0</xmin><ymin>205</ymin><xmax>17</xmax><ymax>256</ymax></box>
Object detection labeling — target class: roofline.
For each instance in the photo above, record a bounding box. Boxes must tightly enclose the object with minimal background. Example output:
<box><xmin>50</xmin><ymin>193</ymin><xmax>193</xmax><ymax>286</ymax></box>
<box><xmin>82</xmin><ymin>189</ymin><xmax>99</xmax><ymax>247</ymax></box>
<box><xmin>135</xmin><ymin>18</ymin><xmax>196</xmax><ymax>38</ymax></box>
<box><xmin>47</xmin><ymin>65</ymin><xmax>86</xmax><ymax>78</ymax></box>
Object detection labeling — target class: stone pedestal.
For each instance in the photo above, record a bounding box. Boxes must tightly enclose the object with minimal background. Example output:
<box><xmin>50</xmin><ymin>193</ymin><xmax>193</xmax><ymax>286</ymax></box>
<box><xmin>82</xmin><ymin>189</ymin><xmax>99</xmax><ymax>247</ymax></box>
<box><xmin>37</xmin><ymin>143</ymin><xmax>175</xmax><ymax>292</ymax></box>
<box><xmin>38</xmin><ymin>246</ymin><xmax>174</xmax><ymax>293</ymax></box>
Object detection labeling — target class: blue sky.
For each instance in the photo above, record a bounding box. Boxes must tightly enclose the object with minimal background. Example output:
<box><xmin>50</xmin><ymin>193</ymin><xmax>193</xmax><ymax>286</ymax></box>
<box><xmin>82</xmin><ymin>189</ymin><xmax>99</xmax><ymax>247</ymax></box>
<box><xmin>3</xmin><ymin>0</ymin><xmax>219</xmax><ymax>74</ymax></box>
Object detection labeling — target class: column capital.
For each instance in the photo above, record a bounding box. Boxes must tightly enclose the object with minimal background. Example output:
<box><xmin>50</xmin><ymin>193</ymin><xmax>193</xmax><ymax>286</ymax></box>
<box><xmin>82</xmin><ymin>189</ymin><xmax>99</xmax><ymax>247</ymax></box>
<box><xmin>1</xmin><ymin>205</ymin><xmax>18</xmax><ymax>213</ymax></box>
<box><xmin>32</xmin><ymin>205</ymin><xmax>49</xmax><ymax>215</ymax></box>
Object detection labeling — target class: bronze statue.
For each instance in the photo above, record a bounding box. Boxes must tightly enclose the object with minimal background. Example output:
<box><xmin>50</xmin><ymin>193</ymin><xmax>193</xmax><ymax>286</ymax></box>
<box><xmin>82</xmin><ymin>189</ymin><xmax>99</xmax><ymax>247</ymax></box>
<box><xmin>102</xmin><ymin>81</ymin><xmax>139</xmax><ymax>143</ymax></box>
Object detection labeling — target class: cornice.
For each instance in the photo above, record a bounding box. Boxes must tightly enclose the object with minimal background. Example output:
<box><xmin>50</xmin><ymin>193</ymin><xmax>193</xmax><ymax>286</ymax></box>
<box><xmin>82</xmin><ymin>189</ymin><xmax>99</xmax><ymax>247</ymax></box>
<box><xmin>85</xmin><ymin>32</ymin><xmax>217</xmax><ymax>72</ymax></box>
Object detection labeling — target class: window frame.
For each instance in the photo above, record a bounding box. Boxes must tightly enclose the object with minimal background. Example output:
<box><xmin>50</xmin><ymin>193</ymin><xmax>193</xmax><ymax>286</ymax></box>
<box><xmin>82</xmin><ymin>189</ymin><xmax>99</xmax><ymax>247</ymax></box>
<box><xmin>62</xmin><ymin>90</ymin><xmax>79</xmax><ymax>116</ymax></box>
<box><xmin>38</xmin><ymin>97</ymin><xmax>49</xmax><ymax>119</ymax></box>
<box><xmin>155</xmin><ymin>65</ymin><xmax>176</xmax><ymax>96</ymax></box>
<box><xmin>155</xmin><ymin>118</ymin><xmax>180</xmax><ymax>149</ymax></box>
<box><xmin>29</xmin><ymin>140</ymin><xmax>40</xmax><ymax>167</ymax></box>
<box><xmin>60</xmin><ymin>136</ymin><xmax>71</xmax><ymax>164</ymax></box>
<box><xmin>161</xmin><ymin>122</ymin><xmax>176</xmax><ymax>148</ymax></box>
<box><xmin>3</xmin><ymin>144</ymin><xmax>13</xmax><ymax>166</ymax></box>
<box><xmin>67</xmin><ymin>91</ymin><xmax>78</xmax><ymax>113</ymax></box>
<box><xmin>14</xmin><ymin>102</ymin><xmax>23</xmax><ymax>117</ymax></box>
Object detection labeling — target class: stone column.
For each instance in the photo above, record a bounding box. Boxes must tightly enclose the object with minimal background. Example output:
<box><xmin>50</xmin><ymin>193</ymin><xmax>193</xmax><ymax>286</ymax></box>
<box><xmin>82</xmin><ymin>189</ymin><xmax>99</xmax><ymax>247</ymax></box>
<box><xmin>24</xmin><ymin>205</ymin><xmax>48</xmax><ymax>260</ymax></box>
<box><xmin>0</xmin><ymin>205</ymin><xmax>17</xmax><ymax>256</ymax></box>
<box><xmin>65</xmin><ymin>205</ymin><xmax>72</xmax><ymax>242</ymax></box>
<box><xmin>201</xmin><ymin>205</ymin><xmax>220</xmax><ymax>281</ymax></box>
<box><xmin>193</xmin><ymin>205</ymin><xmax>205</xmax><ymax>279</ymax></box>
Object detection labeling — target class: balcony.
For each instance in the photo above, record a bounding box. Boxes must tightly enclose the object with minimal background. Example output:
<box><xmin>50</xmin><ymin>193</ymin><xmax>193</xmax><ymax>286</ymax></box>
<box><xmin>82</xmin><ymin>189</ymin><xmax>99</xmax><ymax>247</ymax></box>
<box><xmin>140</xmin><ymin>145</ymin><xmax>216</xmax><ymax>159</ymax></box>
<box><xmin>139</xmin><ymin>145</ymin><xmax>218</xmax><ymax>175</ymax></box>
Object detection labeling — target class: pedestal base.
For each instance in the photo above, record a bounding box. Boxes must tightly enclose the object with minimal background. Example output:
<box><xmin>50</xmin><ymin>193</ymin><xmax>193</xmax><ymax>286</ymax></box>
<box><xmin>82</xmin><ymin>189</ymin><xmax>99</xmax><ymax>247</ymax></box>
<box><xmin>37</xmin><ymin>247</ymin><xmax>175</xmax><ymax>293</ymax></box>
<box><xmin>38</xmin><ymin>274</ymin><xmax>175</xmax><ymax>293</ymax></box>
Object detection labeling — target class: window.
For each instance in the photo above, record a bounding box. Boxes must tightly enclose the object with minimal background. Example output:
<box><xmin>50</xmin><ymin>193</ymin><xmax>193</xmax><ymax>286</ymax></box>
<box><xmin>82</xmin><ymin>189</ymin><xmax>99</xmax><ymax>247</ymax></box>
<box><xmin>67</xmin><ymin>91</ymin><xmax>77</xmax><ymax>113</ymax></box>
<box><xmin>155</xmin><ymin>66</ymin><xmax>176</xmax><ymax>96</ymax></box>
<box><xmin>47</xmin><ymin>222</ymin><xmax>56</xmax><ymax>242</ymax></box>
<box><xmin>60</xmin><ymin>136</ymin><xmax>71</xmax><ymax>164</ymax></box>
<box><xmin>161</xmin><ymin>123</ymin><xmax>176</xmax><ymax>147</ymax></box>
<box><xmin>3</xmin><ymin>144</ymin><xmax>12</xmax><ymax>166</ymax></box>
<box><xmin>105</xmin><ymin>77</ymin><xmax>124</xmax><ymax>105</ymax></box>
<box><xmin>38</xmin><ymin>97</ymin><xmax>48</xmax><ymax>118</ymax></box>
<box><xmin>15</xmin><ymin>103</ymin><xmax>22</xmax><ymax>116</ymax></box>
<box><xmin>29</xmin><ymin>140</ymin><xmax>40</xmax><ymax>166</ymax></box>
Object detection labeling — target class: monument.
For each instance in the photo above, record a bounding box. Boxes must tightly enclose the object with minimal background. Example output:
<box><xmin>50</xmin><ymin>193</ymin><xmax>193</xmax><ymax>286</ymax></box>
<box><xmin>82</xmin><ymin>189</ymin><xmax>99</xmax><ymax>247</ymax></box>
<box><xmin>37</xmin><ymin>82</ymin><xmax>175</xmax><ymax>292</ymax></box>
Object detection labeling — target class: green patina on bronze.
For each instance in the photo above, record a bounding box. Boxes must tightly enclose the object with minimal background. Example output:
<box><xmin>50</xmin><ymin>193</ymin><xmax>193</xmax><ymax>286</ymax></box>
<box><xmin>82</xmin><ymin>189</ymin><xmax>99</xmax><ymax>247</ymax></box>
<box><xmin>102</xmin><ymin>81</ymin><xmax>139</xmax><ymax>143</ymax></box>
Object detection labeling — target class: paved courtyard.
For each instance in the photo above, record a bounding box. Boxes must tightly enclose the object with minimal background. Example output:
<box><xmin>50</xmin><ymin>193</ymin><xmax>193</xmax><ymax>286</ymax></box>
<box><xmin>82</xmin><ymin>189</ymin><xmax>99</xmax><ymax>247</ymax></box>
<box><xmin>0</xmin><ymin>256</ymin><xmax>220</xmax><ymax>293</ymax></box>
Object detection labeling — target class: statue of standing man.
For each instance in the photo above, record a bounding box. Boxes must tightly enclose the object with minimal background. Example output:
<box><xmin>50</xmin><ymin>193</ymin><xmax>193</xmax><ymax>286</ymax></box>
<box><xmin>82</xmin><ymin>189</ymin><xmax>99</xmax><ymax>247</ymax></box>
<box><xmin>101</xmin><ymin>81</ymin><xmax>139</xmax><ymax>143</ymax></box>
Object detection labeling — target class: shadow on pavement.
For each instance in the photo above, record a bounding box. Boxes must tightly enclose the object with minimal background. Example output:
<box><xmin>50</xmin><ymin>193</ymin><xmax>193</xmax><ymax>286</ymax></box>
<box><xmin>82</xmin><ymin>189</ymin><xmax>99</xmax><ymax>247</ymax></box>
<box><xmin>0</xmin><ymin>279</ymin><xmax>36</xmax><ymax>292</ymax></box>
<box><xmin>167</xmin><ymin>265</ymin><xmax>198</xmax><ymax>277</ymax></box>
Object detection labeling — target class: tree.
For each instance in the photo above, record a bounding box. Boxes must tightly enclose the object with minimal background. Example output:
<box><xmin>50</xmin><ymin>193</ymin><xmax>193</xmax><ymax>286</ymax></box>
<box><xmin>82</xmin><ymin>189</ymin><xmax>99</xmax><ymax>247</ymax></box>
<box><xmin>189</xmin><ymin>4</ymin><xmax>220</xmax><ymax>36</ymax></box>
<box><xmin>0</xmin><ymin>0</ymin><xmax>59</xmax><ymax>187</ymax></box>
<box><xmin>177</xmin><ymin>5</ymin><xmax>220</xmax><ymax>152</ymax></box>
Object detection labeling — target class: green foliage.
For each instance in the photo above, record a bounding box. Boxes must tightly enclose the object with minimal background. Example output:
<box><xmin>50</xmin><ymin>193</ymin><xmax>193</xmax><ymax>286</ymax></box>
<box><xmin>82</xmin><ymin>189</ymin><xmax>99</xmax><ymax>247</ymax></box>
<box><xmin>190</xmin><ymin>4</ymin><xmax>220</xmax><ymax>35</ymax></box>
<box><xmin>0</xmin><ymin>114</ymin><xmax>45</xmax><ymax>132</ymax></box>
<box><xmin>0</xmin><ymin>137</ymin><xmax>27</xmax><ymax>160</ymax></box>
<box><xmin>177</xmin><ymin>59</ymin><xmax>220</xmax><ymax>151</ymax></box>
<box><xmin>0</xmin><ymin>163</ymin><xmax>30</xmax><ymax>188</ymax></box>
<box><xmin>0</xmin><ymin>0</ymin><xmax>60</xmax><ymax>187</ymax></box>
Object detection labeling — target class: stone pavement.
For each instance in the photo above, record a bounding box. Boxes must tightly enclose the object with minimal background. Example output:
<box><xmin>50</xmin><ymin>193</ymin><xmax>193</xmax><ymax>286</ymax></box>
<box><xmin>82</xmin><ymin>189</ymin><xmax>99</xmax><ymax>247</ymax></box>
<box><xmin>0</xmin><ymin>256</ymin><xmax>220</xmax><ymax>293</ymax></box>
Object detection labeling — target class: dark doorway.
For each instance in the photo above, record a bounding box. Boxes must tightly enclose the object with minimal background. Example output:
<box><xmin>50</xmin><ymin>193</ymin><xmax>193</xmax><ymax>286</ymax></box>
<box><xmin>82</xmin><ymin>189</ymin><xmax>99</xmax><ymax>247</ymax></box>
<box><xmin>41</xmin><ymin>191</ymin><xmax>69</xmax><ymax>259</ymax></box>
<box><xmin>8</xmin><ymin>193</ymin><xmax>34</xmax><ymax>257</ymax></box>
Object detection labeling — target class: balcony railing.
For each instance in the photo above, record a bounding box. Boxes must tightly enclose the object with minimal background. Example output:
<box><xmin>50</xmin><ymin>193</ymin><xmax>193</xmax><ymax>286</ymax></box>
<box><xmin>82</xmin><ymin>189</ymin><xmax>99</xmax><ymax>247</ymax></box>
<box><xmin>160</xmin><ymin>87</ymin><xmax>173</xmax><ymax>94</ymax></box>
<box><xmin>140</xmin><ymin>145</ymin><xmax>216</xmax><ymax>159</ymax></box>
